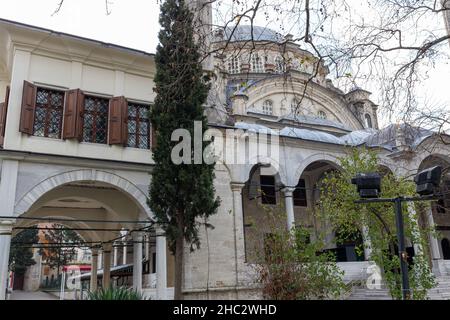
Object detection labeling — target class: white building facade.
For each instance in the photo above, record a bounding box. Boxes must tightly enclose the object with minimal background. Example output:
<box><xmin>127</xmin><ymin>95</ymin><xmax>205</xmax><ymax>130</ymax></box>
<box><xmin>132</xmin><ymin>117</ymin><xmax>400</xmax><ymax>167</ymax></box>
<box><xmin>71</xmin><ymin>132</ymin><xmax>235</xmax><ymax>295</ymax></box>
<box><xmin>0</xmin><ymin>15</ymin><xmax>449</xmax><ymax>300</ymax></box>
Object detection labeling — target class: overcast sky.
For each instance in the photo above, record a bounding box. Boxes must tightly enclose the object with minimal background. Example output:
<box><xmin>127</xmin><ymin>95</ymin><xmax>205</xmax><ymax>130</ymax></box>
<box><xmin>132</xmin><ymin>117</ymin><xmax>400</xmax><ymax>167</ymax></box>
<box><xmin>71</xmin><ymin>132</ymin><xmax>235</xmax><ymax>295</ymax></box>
<box><xmin>0</xmin><ymin>0</ymin><xmax>449</xmax><ymax>128</ymax></box>
<box><xmin>0</xmin><ymin>0</ymin><xmax>161</xmax><ymax>53</ymax></box>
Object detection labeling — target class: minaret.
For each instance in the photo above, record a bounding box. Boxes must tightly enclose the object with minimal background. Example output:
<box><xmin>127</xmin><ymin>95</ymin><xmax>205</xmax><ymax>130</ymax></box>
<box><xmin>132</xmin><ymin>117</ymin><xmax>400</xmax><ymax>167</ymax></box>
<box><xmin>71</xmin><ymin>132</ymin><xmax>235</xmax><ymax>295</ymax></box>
<box><xmin>187</xmin><ymin>0</ymin><xmax>214</xmax><ymax>71</ymax></box>
<box><xmin>443</xmin><ymin>1</ymin><xmax>450</xmax><ymax>45</ymax></box>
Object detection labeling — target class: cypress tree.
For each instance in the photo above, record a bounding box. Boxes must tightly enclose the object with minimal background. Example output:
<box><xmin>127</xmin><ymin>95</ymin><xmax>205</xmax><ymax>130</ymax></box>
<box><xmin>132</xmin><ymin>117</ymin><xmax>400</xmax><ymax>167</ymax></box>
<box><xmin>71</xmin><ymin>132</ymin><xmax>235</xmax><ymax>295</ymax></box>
<box><xmin>149</xmin><ymin>0</ymin><xmax>220</xmax><ymax>300</ymax></box>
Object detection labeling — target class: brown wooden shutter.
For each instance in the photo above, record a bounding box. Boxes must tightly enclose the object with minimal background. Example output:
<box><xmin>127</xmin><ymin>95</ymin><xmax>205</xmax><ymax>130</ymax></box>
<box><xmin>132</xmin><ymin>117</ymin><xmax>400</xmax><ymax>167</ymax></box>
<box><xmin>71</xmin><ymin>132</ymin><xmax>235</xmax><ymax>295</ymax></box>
<box><xmin>0</xmin><ymin>86</ymin><xmax>9</xmax><ymax>146</ymax></box>
<box><xmin>63</xmin><ymin>89</ymin><xmax>84</xmax><ymax>139</ymax></box>
<box><xmin>19</xmin><ymin>81</ymin><xmax>37</xmax><ymax>134</ymax></box>
<box><xmin>0</xmin><ymin>103</ymin><xmax>5</xmax><ymax>146</ymax></box>
<box><xmin>108</xmin><ymin>96</ymin><xmax>128</xmax><ymax>145</ymax></box>
<box><xmin>75</xmin><ymin>90</ymin><xmax>85</xmax><ymax>141</ymax></box>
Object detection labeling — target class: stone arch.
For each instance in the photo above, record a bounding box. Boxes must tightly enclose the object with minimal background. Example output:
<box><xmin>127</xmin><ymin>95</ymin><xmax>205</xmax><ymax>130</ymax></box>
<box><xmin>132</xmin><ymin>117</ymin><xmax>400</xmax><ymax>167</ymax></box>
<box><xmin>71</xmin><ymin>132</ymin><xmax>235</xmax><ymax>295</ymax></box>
<box><xmin>247</xmin><ymin>155</ymin><xmax>287</xmax><ymax>186</ymax></box>
<box><xmin>13</xmin><ymin>216</ymin><xmax>101</xmax><ymax>243</ymax></box>
<box><xmin>243</xmin><ymin>79</ymin><xmax>362</xmax><ymax>130</ymax></box>
<box><xmin>14</xmin><ymin>169</ymin><xmax>153</xmax><ymax>220</ymax></box>
<box><xmin>417</xmin><ymin>153</ymin><xmax>450</xmax><ymax>174</ymax></box>
<box><xmin>291</xmin><ymin>153</ymin><xmax>342</xmax><ymax>187</ymax></box>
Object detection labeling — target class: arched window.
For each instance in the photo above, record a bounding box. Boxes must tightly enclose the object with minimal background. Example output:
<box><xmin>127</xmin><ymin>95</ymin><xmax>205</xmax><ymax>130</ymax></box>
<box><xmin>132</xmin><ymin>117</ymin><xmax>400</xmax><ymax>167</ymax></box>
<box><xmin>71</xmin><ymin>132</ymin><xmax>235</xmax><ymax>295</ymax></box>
<box><xmin>365</xmin><ymin>114</ymin><xmax>373</xmax><ymax>128</ymax></box>
<box><xmin>227</xmin><ymin>56</ymin><xmax>240</xmax><ymax>74</ymax></box>
<box><xmin>318</xmin><ymin>110</ymin><xmax>327</xmax><ymax>119</ymax></box>
<box><xmin>251</xmin><ymin>53</ymin><xmax>264</xmax><ymax>73</ymax></box>
<box><xmin>275</xmin><ymin>56</ymin><xmax>285</xmax><ymax>74</ymax></box>
<box><xmin>442</xmin><ymin>238</ymin><xmax>450</xmax><ymax>260</ymax></box>
<box><xmin>290</xmin><ymin>99</ymin><xmax>300</xmax><ymax>115</ymax></box>
<box><xmin>262</xmin><ymin>100</ymin><xmax>273</xmax><ymax>115</ymax></box>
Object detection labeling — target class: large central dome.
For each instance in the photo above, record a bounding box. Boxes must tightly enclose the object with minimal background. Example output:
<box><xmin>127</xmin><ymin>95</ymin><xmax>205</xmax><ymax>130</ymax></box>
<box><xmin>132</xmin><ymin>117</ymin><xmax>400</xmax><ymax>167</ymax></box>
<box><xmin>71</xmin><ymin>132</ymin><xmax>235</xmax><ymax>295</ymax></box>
<box><xmin>220</xmin><ymin>25</ymin><xmax>285</xmax><ymax>43</ymax></box>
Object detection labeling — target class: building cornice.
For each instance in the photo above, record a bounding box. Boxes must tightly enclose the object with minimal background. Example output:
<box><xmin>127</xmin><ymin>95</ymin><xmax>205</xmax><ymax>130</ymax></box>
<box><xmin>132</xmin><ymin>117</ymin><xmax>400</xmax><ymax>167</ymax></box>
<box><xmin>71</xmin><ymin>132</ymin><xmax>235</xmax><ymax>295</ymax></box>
<box><xmin>0</xmin><ymin>148</ymin><xmax>153</xmax><ymax>172</ymax></box>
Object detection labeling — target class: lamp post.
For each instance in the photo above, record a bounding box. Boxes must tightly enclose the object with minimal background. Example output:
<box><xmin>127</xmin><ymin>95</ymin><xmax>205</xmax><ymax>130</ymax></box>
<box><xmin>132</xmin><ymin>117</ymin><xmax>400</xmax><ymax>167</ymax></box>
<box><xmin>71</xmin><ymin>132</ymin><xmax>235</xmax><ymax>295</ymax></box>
<box><xmin>351</xmin><ymin>166</ymin><xmax>442</xmax><ymax>300</ymax></box>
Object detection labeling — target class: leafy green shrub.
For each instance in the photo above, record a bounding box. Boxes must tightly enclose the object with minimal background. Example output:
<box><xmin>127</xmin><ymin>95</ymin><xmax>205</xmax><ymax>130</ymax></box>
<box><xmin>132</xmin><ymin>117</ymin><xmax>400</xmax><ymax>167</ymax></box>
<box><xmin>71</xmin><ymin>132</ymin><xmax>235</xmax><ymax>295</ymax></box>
<box><xmin>87</xmin><ymin>287</ymin><xmax>145</xmax><ymax>300</ymax></box>
<box><xmin>252</xmin><ymin>209</ymin><xmax>345</xmax><ymax>300</ymax></box>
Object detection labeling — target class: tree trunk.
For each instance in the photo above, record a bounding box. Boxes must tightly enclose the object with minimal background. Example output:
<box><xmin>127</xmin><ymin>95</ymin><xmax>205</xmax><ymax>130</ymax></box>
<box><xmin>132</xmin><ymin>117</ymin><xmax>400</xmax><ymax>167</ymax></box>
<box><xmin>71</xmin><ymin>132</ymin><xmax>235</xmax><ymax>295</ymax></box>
<box><xmin>174</xmin><ymin>216</ymin><xmax>184</xmax><ymax>300</ymax></box>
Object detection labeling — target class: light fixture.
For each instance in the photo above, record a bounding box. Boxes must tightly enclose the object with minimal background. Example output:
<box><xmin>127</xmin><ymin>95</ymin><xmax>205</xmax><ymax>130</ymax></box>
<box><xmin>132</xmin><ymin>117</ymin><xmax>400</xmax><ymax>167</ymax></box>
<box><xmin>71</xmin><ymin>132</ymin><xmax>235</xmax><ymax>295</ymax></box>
<box><xmin>351</xmin><ymin>173</ymin><xmax>381</xmax><ymax>199</ymax></box>
<box><xmin>414</xmin><ymin>166</ymin><xmax>442</xmax><ymax>196</ymax></box>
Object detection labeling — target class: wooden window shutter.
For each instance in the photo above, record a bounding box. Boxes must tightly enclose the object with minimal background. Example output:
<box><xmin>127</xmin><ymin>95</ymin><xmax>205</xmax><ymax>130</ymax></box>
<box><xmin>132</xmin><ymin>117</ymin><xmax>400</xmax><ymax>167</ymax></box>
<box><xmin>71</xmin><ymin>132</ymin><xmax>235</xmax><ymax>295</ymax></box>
<box><xmin>0</xmin><ymin>103</ymin><xmax>5</xmax><ymax>146</ymax></box>
<box><xmin>75</xmin><ymin>90</ymin><xmax>85</xmax><ymax>141</ymax></box>
<box><xmin>19</xmin><ymin>81</ymin><xmax>37</xmax><ymax>134</ymax></box>
<box><xmin>0</xmin><ymin>86</ymin><xmax>9</xmax><ymax>146</ymax></box>
<box><xmin>63</xmin><ymin>89</ymin><xmax>84</xmax><ymax>139</ymax></box>
<box><xmin>108</xmin><ymin>96</ymin><xmax>128</xmax><ymax>145</ymax></box>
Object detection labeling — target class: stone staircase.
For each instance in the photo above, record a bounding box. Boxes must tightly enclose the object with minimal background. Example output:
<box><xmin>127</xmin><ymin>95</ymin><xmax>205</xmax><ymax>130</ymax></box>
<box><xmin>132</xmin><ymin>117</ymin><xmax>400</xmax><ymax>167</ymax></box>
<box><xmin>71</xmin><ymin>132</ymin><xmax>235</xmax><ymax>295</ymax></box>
<box><xmin>427</xmin><ymin>275</ymin><xmax>450</xmax><ymax>300</ymax></box>
<box><xmin>347</xmin><ymin>285</ymin><xmax>392</xmax><ymax>300</ymax></box>
<box><xmin>346</xmin><ymin>275</ymin><xmax>450</xmax><ymax>300</ymax></box>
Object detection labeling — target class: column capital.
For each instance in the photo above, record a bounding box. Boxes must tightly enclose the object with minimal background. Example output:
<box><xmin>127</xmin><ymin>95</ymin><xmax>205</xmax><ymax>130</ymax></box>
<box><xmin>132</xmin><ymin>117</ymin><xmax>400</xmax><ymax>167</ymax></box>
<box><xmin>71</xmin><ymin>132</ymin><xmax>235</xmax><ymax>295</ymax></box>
<box><xmin>155</xmin><ymin>227</ymin><xmax>166</xmax><ymax>237</ymax></box>
<box><xmin>102</xmin><ymin>243</ymin><xmax>112</xmax><ymax>253</ymax></box>
<box><xmin>0</xmin><ymin>220</ymin><xmax>14</xmax><ymax>235</ymax></box>
<box><xmin>132</xmin><ymin>231</ymin><xmax>144</xmax><ymax>241</ymax></box>
<box><xmin>230</xmin><ymin>182</ymin><xmax>246</xmax><ymax>192</ymax></box>
<box><xmin>281</xmin><ymin>187</ymin><xmax>296</xmax><ymax>196</ymax></box>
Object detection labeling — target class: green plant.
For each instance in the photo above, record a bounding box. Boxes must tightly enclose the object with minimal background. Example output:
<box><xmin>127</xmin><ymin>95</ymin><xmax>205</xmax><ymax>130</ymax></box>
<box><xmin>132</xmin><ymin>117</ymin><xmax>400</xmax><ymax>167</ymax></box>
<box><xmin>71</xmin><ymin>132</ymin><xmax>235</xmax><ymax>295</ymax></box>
<box><xmin>9</xmin><ymin>228</ymin><xmax>39</xmax><ymax>276</ymax></box>
<box><xmin>319</xmin><ymin>148</ymin><xmax>436</xmax><ymax>299</ymax></box>
<box><xmin>87</xmin><ymin>287</ymin><xmax>145</xmax><ymax>300</ymax></box>
<box><xmin>252</xmin><ymin>208</ymin><xmax>345</xmax><ymax>300</ymax></box>
<box><xmin>148</xmin><ymin>0</ymin><xmax>220</xmax><ymax>300</ymax></box>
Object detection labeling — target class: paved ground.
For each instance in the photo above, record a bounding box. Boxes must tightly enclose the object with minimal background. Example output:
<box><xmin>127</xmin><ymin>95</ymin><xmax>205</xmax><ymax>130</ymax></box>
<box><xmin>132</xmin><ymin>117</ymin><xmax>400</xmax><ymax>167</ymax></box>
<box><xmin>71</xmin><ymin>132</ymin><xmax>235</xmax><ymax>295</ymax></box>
<box><xmin>9</xmin><ymin>290</ymin><xmax>59</xmax><ymax>300</ymax></box>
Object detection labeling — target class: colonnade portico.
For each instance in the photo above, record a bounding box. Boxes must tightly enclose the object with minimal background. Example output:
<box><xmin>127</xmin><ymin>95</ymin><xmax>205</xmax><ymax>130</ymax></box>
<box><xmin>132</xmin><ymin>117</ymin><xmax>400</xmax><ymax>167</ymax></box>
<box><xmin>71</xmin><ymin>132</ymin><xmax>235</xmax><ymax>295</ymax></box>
<box><xmin>90</xmin><ymin>248</ymin><xmax>99</xmax><ymax>292</ymax></box>
<box><xmin>282</xmin><ymin>187</ymin><xmax>296</xmax><ymax>230</ymax></box>
<box><xmin>0</xmin><ymin>221</ymin><xmax>13</xmax><ymax>299</ymax></box>
<box><xmin>0</xmin><ymin>164</ymin><xmax>172</xmax><ymax>300</ymax></box>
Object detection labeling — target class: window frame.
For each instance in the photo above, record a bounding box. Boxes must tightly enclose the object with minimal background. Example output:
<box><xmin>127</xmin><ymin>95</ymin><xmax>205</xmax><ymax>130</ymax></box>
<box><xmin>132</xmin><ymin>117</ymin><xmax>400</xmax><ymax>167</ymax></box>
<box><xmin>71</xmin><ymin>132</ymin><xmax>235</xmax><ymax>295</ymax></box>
<box><xmin>32</xmin><ymin>86</ymin><xmax>65</xmax><ymax>139</ymax></box>
<box><xmin>262</xmin><ymin>99</ymin><xmax>273</xmax><ymax>115</ymax></box>
<box><xmin>81</xmin><ymin>95</ymin><xmax>110</xmax><ymax>144</ymax></box>
<box><xmin>318</xmin><ymin>110</ymin><xmax>327</xmax><ymax>119</ymax></box>
<box><xmin>250</xmin><ymin>53</ymin><xmax>265</xmax><ymax>73</ymax></box>
<box><xmin>260</xmin><ymin>175</ymin><xmax>277</xmax><ymax>205</ymax></box>
<box><xmin>127</xmin><ymin>102</ymin><xmax>151</xmax><ymax>150</ymax></box>
<box><xmin>227</xmin><ymin>56</ymin><xmax>241</xmax><ymax>74</ymax></box>
<box><xmin>365</xmin><ymin>113</ymin><xmax>373</xmax><ymax>128</ymax></box>
<box><xmin>275</xmin><ymin>56</ymin><xmax>285</xmax><ymax>74</ymax></box>
<box><xmin>293</xmin><ymin>179</ymin><xmax>308</xmax><ymax>207</ymax></box>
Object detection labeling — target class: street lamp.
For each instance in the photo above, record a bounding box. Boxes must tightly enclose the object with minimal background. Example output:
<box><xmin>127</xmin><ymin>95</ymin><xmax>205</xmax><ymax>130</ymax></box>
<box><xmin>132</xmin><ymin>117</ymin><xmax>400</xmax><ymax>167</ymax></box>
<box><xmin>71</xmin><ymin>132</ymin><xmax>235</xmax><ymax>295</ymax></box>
<box><xmin>414</xmin><ymin>166</ymin><xmax>442</xmax><ymax>196</ymax></box>
<box><xmin>351</xmin><ymin>173</ymin><xmax>381</xmax><ymax>199</ymax></box>
<box><xmin>351</xmin><ymin>166</ymin><xmax>442</xmax><ymax>300</ymax></box>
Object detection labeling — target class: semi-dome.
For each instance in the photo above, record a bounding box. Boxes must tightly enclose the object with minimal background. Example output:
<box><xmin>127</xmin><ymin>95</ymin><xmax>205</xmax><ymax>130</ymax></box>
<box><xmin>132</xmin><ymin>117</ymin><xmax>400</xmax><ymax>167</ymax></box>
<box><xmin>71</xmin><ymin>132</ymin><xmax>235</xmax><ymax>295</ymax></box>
<box><xmin>219</xmin><ymin>25</ymin><xmax>285</xmax><ymax>43</ymax></box>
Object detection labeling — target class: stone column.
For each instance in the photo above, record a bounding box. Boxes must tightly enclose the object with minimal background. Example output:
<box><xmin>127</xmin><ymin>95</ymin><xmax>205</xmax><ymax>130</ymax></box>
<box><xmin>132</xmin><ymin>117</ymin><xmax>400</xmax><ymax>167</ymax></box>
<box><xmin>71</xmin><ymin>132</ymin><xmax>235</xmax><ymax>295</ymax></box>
<box><xmin>133</xmin><ymin>232</ymin><xmax>143</xmax><ymax>293</ymax></box>
<box><xmin>0</xmin><ymin>160</ymin><xmax>19</xmax><ymax>300</ymax></box>
<box><xmin>0</xmin><ymin>220</ymin><xmax>13</xmax><ymax>300</ymax></box>
<box><xmin>113</xmin><ymin>244</ymin><xmax>118</xmax><ymax>267</ymax></box>
<box><xmin>282</xmin><ymin>187</ymin><xmax>296</xmax><ymax>230</ymax></box>
<box><xmin>102</xmin><ymin>244</ymin><xmax>112</xmax><ymax>289</ymax></box>
<box><xmin>122</xmin><ymin>242</ymin><xmax>127</xmax><ymax>265</ymax></box>
<box><xmin>156</xmin><ymin>229</ymin><xmax>167</xmax><ymax>300</ymax></box>
<box><xmin>90</xmin><ymin>248</ymin><xmax>98</xmax><ymax>292</ymax></box>
<box><xmin>230</xmin><ymin>182</ymin><xmax>246</xmax><ymax>290</ymax></box>
<box><xmin>407</xmin><ymin>203</ymin><xmax>423</xmax><ymax>256</ymax></box>
<box><xmin>98</xmin><ymin>252</ymin><xmax>103</xmax><ymax>270</ymax></box>
<box><xmin>424</xmin><ymin>207</ymin><xmax>445</xmax><ymax>275</ymax></box>
<box><xmin>362</xmin><ymin>224</ymin><xmax>373</xmax><ymax>260</ymax></box>
<box><xmin>426</xmin><ymin>207</ymin><xmax>442</xmax><ymax>259</ymax></box>
<box><xmin>144</xmin><ymin>234</ymin><xmax>150</xmax><ymax>260</ymax></box>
